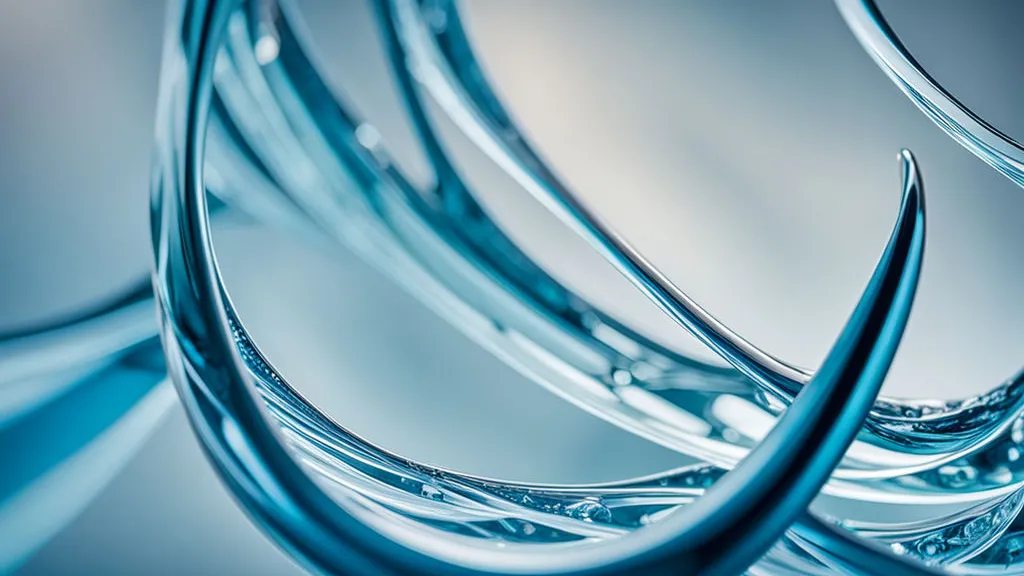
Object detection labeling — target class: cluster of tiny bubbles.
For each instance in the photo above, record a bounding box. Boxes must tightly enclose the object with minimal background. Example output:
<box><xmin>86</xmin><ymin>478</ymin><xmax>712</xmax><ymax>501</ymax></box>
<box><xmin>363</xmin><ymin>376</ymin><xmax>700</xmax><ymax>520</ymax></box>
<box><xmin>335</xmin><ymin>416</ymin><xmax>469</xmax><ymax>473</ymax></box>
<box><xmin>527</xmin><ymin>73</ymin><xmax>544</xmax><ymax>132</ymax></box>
<box><xmin>916</xmin><ymin>515</ymin><xmax>989</xmax><ymax>563</ymax></box>
<box><xmin>486</xmin><ymin>489</ymin><xmax>613</xmax><ymax>526</ymax></box>
<box><xmin>565</xmin><ymin>499</ymin><xmax>613</xmax><ymax>524</ymax></box>
<box><xmin>970</xmin><ymin>531</ymin><xmax>1024</xmax><ymax>566</ymax></box>
<box><xmin>960</xmin><ymin>514</ymin><xmax>996</xmax><ymax>544</ymax></box>
<box><xmin>912</xmin><ymin>533</ymin><xmax>948</xmax><ymax>564</ymax></box>
<box><xmin>933</xmin><ymin>418</ymin><xmax>1024</xmax><ymax>492</ymax></box>
<box><xmin>230</xmin><ymin>314</ymin><xmax>286</xmax><ymax>389</ymax></box>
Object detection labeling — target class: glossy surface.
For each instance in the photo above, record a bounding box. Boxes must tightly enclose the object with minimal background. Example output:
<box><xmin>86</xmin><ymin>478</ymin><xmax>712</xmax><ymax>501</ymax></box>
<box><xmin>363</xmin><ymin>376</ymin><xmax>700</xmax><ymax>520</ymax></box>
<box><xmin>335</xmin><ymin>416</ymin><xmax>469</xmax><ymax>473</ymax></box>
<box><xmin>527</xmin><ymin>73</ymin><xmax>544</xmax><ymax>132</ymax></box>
<box><xmin>3</xmin><ymin>0</ymin><xmax>1022</xmax><ymax>574</ymax></box>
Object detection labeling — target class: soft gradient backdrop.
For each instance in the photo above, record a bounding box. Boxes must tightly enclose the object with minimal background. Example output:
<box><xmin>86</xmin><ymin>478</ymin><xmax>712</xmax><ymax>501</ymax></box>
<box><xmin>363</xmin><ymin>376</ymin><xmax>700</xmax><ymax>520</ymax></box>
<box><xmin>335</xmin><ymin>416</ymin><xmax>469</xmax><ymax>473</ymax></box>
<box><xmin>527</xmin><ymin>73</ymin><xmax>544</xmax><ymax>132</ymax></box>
<box><xmin>2</xmin><ymin>1</ymin><xmax>1022</xmax><ymax>573</ymax></box>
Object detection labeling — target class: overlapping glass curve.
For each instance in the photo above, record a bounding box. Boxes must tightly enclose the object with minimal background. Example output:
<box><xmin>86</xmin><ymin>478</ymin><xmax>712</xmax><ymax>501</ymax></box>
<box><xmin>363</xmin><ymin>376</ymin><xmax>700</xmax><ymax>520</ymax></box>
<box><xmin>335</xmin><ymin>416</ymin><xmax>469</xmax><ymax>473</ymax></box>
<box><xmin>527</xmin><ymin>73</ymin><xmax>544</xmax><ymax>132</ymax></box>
<box><xmin>2</xmin><ymin>0</ymin><xmax>1022</xmax><ymax>574</ymax></box>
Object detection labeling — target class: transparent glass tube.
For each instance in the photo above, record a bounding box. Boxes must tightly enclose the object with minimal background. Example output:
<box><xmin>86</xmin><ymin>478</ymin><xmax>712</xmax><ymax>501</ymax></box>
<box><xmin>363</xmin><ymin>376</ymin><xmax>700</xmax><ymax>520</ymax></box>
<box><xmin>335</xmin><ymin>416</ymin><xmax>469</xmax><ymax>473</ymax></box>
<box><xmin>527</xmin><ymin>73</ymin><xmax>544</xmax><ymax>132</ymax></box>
<box><xmin>6</xmin><ymin>0</ymin><xmax>1016</xmax><ymax>572</ymax></box>
<box><xmin>213</xmin><ymin>0</ymin><xmax>1024</xmax><ymax>509</ymax></box>
<box><xmin>835</xmin><ymin>0</ymin><xmax>1024</xmax><ymax>190</ymax></box>
<box><xmin>379</xmin><ymin>0</ymin><xmax>1024</xmax><ymax>469</ymax></box>
<box><xmin>149</xmin><ymin>0</ymin><xmax>952</xmax><ymax>574</ymax></box>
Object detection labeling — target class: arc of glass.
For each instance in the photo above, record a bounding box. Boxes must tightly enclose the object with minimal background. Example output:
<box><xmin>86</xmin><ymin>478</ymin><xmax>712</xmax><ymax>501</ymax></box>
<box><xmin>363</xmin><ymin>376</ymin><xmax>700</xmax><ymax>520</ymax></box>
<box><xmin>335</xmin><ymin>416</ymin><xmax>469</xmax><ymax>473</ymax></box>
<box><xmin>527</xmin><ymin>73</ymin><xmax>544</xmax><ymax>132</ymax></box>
<box><xmin>6</xmin><ymin>0</ymin><xmax>1007</xmax><ymax>569</ymax></box>
<box><xmin>150</xmin><ymin>0</ymin><xmax>930</xmax><ymax>573</ymax></box>
<box><xmin>378</xmin><ymin>0</ymin><xmax>1024</xmax><ymax>463</ymax></box>
<box><xmin>228</xmin><ymin>0</ymin><xmax>1024</xmax><ymax>500</ymax></box>
<box><xmin>836</xmin><ymin>0</ymin><xmax>1024</xmax><ymax>190</ymax></box>
<box><xmin>1</xmin><ymin>3</ymin><xmax>1009</xmax><ymax>570</ymax></box>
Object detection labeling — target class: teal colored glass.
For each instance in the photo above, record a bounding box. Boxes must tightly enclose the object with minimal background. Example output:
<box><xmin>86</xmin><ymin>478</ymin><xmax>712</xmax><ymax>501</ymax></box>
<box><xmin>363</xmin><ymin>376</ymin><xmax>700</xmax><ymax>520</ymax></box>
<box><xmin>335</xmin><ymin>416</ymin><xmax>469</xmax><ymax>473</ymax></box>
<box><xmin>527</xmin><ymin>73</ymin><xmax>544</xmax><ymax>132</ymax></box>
<box><xmin>4</xmin><ymin>0</ymin><xmax>1024</xmax><ymax>574</ymax></box>
<box><xmin>152</xmin><ymin>0</ymin><xmax>927</xmax><ymax>574</ymax></box>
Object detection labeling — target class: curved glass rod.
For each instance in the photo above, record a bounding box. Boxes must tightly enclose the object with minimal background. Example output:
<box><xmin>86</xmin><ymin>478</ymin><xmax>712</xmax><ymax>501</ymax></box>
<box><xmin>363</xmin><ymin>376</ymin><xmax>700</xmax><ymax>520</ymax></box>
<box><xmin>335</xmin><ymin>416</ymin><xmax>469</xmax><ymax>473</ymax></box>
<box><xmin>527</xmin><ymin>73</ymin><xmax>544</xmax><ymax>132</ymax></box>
<box><xmin>11</xmin><ymin>303</ymin><xmax>1007</xmax><ymax>576</ymax></box>
<box><xmin>0</xmin><ymin>9</ymin><xmax>1000</xmax><ymax>572</ymax></box>
<box><xmin>835</xmin><ymin>0</ymin><xmax>1024</xmax><ymax>190</ymax></box>
<box><xmin>216</xmin><ymin>0</ymin><xmax>1024</xmax><ymax>503</ymax></box>
<box><xmin>225</xmin><ymin>0</ymin><xmax>1023</xmax><ymax>498</ymax></box>
<box><xmin>0</xmin><ymin>0</ymin><xmax>999</xmax><ymax>571</ymax></box>
<box><xmin>378</xmin><ymin>0</ymin><xmax>1024</xmax><ymax>461</ymax></box>
<box><xmin>0</xmin><ymin>289</ymin><xmax>173</xmax><ymax>573</ymax></box>
<box><xmin>0</xmin><ymin>17</ymin><xmax>989</xmax><ymax>576</ymax></box>
<box><xmin>152</xmin><ymin>0</ymin><xmax>938</xmax><ymax>574</ymax></box>
<box><xmin>0</xmin><ymin>11</ymin><xmax>939</xmax><ymax>572</ymax></box>
<box><xmin>0</xmin><ymin>115</ymin><xmax>313</xmax><ymax>570</ymax></box>
<box><xmin>0</xmin><ymin>69</ymin><xmax>950</xmax><ymax>574</ymax></box>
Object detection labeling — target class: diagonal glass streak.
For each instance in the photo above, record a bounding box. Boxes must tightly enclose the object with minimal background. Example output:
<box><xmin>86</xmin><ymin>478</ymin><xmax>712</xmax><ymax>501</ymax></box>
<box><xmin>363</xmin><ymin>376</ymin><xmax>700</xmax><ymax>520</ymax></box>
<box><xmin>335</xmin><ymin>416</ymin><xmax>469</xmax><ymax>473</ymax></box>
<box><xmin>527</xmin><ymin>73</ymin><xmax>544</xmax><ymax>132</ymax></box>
<box><xmin>0</xmin><ymin>37</ymin><xmax>987</xmax><ymax>573</ymax></box>
<box><xmin>4</xmin><ymin>0</ymin><xmax>1021</xmax><ymax>573</ymax></box>
<box><xmin>0</xmin><ymin>339</ymin><xmax>172</xmax><ymax>573</ymax></box>
<box><xmin>836</xmin><ymin>0</ymin><xmax>1024</xmax><ymax>190</ymax></box>
<box><xmin>379</xmin><ymin>0</ymin><xmax>1024</xmax><ymax>465</ymax></box>
<box><xmin>147</xmin><ymin>0</ymin><xmax>951</xmax><ymax>574</ymax></box>
<box><xmin>361</xmin><ymin>0</ymin><xmax>1024</xmax><ymax>500</ymax></box>
<box><xmin>0</xmin><ymin>283</ymin><xmax>154</xmax><ymax>425</ymax></box>
<box><xmin>225</xmin><ymin>0</ymin><xmax>1014</xmax><ymax>505</ymax></box>
<box><xmin>0</xmin><ymin>4</ymin><xmax>983</xmax><ymax>573</ymax></box>
<box><xmin>0</xmin><ymin>123</ymin><xmax>300</xmax><ymax>569</ymax></box>
<box><xmin>0</xmin><ymin>383</ymin><xmax>175</xmax><ymax>573</ymax></box>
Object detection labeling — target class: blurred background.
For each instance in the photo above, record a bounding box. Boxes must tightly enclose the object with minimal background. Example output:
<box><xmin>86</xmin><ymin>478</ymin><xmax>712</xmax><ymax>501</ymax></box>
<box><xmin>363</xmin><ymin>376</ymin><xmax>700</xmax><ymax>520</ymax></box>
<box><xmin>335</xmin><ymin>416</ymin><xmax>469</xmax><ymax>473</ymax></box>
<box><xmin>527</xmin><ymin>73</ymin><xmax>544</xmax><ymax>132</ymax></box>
<box><xmin>2</xmin><ymin>0</ymin><xmax>1023</xmax><ymax>573</ymax></box>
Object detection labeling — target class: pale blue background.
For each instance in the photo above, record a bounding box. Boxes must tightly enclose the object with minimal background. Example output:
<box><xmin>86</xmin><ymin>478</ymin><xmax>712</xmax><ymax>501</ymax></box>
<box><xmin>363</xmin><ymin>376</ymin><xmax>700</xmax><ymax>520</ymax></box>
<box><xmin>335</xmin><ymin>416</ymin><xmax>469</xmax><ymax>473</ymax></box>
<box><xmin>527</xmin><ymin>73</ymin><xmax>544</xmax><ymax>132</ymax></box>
<box><xmin>2</xmin><ymin>1</ymin><xmax>1023</xmax><ymax>573</ymax></box>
